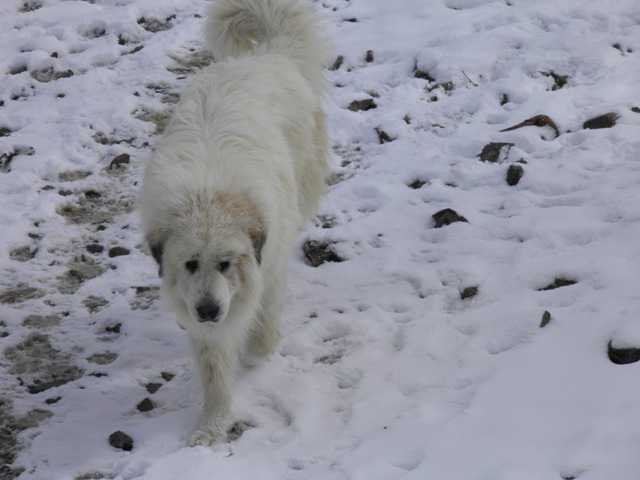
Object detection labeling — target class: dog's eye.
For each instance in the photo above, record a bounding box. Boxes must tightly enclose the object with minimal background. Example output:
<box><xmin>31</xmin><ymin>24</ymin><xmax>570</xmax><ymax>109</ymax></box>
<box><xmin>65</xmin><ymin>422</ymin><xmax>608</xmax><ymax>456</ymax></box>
<box><xmin>185</xmin><ymin>260</ymin><xmax>199</xmax><ymax>273</ymax></box>
<box><xmin>217</xmin><ymin>260</ymin><xmax>231</xmax><ymax>273</ymax></box>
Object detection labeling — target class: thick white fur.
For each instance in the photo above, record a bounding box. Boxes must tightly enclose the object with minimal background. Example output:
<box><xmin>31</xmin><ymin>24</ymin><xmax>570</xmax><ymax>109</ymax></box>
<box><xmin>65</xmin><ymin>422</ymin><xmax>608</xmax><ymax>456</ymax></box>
<box><xmin>139</xmin><ymin>0</ymin><xmax>329</xmax><ymax>446</ymax></box>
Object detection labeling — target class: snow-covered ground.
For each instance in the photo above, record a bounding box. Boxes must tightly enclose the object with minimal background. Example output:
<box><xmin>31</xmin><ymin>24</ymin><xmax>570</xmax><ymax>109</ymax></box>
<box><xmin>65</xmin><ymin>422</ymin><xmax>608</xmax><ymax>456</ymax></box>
<box><xmin>1</xmin><ymin>0</ymin><xmax>640</xmax><ymax>478</ymax></box>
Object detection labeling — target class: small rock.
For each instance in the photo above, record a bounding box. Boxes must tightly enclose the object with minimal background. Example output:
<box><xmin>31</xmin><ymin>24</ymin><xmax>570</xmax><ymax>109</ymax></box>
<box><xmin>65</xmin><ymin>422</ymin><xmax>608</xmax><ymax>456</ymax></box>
<box><xmin>146</xmin><ymin>382</ymin><xmax>162</xmax><ymax>394</ymax></box>
<box><xmin>541</xmin><ymin>70</ymin><xmax>569</xmax><ymax>90</ymax></box>
<box><xmin>136</xmin><ymin>398</ymin><xmax>154</xmax><ymax>412</ymax></box>
<box><xmin>608</xmin><ymin>341</ymin><xmax>640</xmax><ymax>365</ymax></box>
<box><xmin>408</xmin><ymin>179</ymin><xmax>427</xmax><ymax>190</ymax></box>
<box><xmin>161</xmin><ymin>371</ymin><xmax>174</xmax><ymax>381</ymax></box>
<box><xmin>330</xmin><ymin>55</ymin><xmax>344</xmax><ymax>71</ymax></box>
<box><xmin>432</xmin><ymin>208</ymin><xmax>468</xmax><ymax>228</ymax></box>
<box><xmin>506</xmin><ymin>164</ymin><xmax>524</xmax><ymax>186</ymax></box>
<box><xmin>303</xmin><ymin>240</ymin><xmax>345</xmax><ymax>267</ymax></box>
<box><xmin>108</xmin><ymin>246</ymin><xmax>130</xmax><ymax>258</ymax></box>
<box><xmin>348</xmin><ymin>98</ymin><xmax>376</xmax><ymax>112</ymax></box>
<box><xmin>540</xmin><ymin>310</ymin><xmax>552</xmax><ymax>328</ymax></box>
<box><xmin>583</xmin><ymin>112</ymin><xmax>619</xmax><ymax>130</ymax></box>
<box><xmin>365</xmin><ymin>50</ymin><xmax>374</xmax><ymax>63</ymax></box>
<box><xmin>414</xmin><ymin>68</ymin><xmax>435</xmax><ymax>82</ymax></box>
<box><xmin>478</xmin><ymin>142</ymin><xmax>514</xmax><ymax>163</ymax></box>
<box><xmin>109</xmin><ymin>153</ymin><xmax>130</xmax><ymax>170</ymax></box>
<box><xmin>108</xmin><ymin>431</ymin><xmax>133</xmax><ymax>451</ymax></box>
<box><xmin>86</xmin><ymin>243</ymin><xmax>104</xmax><ymax>254</ymax></box>
<box><xmin>539</xmin><ymin>277</ymin><xmax>577</xmax><ymax>291</ymax></box>
<box><xmin>104</xmin><ymin>323</ymin><xmax>121</xmax><ymax>334</ymax></box>
<box><xmin>460</xmin><ymin>286</ymin><xmax>478</xmax><ymax>300</ymax></box>
<box><xmin>375</xmin><ymin>128</ymin><xmax>395</xmax><ymax>144</ymax></box>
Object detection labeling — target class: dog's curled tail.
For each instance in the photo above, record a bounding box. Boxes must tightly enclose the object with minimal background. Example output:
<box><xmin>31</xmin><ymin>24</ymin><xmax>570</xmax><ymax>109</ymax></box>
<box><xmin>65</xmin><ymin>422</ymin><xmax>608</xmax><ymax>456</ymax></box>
<box><xmin>205</xmin><ymin>0</ymin><xmax>328</xmax><ymax>91</ymax></box>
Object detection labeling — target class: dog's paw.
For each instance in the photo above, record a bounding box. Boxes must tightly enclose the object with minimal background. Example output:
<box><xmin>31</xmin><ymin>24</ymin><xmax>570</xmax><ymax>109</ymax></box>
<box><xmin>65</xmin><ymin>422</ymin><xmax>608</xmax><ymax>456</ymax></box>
<box><xmin>188</xmin><ymin>428</ymin><xmax>226</xmax><ymax>447</ymax></box>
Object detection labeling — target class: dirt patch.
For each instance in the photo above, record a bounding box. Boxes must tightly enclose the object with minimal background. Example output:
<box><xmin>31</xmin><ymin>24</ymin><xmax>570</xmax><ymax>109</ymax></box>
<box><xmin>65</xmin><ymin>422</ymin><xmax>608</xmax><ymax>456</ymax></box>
<box><xmin>0</xmin><ymin>284</ymin><xmax>45</xmax><ymax>304</ymax></box>
<box><xmin>4</xmin><ymin>333</ymin><xmax>84</xmax><ymax>394</ymax></box>
<box><xmin>0</xmin><ymin>397</ymin><xmax>53</xmax><ymax>480</ymax></box>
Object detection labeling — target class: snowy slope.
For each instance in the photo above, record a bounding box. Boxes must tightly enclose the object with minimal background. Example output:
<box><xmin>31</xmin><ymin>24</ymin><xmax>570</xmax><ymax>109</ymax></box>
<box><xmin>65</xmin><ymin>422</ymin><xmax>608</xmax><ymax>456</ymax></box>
<box><xmin>1</xmin><ymin>0</ymin><xmax>640</xmax><ymax>479</ymax></box>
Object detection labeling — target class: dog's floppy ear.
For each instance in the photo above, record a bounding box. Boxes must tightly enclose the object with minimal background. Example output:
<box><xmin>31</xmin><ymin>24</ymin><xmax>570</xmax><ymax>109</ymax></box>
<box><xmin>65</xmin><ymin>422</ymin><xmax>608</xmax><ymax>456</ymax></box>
<box><xmin>249</xmin><ymin>228</ymin><xmax>267</xmax><ymax>265</ymax></box>
<box><xmin>146</xmin><ymin>231</ymin><xmax>165</xmax><ymax>277</ymax></box>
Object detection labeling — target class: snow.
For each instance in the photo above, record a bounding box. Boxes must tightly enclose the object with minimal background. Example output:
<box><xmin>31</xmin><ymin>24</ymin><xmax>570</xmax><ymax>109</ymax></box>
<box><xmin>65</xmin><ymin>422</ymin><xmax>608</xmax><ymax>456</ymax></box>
<box><xmin>1</xmin><ymin>0</ymin><xmax>640</xmax><ymax>479</ymax></box>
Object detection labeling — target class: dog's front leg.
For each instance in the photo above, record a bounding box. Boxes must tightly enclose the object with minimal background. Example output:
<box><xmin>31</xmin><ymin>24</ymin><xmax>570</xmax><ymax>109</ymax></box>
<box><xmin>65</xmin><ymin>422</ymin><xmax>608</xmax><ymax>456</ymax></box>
<box><xmin>188</xmin><ymin>335</ymin><xmax>236</xmax><ymax>447</ymax></box>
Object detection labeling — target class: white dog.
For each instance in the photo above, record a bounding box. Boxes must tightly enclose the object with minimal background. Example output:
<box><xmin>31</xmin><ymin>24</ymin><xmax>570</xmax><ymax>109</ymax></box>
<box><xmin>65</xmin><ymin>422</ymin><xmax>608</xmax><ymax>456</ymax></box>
<box><xmin>139</xmin><ymin>0</ymin><xmax>329</xmax><ymax>447</ymax></box>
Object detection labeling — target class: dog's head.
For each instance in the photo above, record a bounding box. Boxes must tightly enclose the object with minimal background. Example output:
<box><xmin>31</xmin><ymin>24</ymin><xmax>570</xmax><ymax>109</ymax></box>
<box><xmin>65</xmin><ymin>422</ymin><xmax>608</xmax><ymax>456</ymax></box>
<box><xmin>147</xmin><ymin>190</ymin><xmax>266</xmax><ymax>326</ymax></box>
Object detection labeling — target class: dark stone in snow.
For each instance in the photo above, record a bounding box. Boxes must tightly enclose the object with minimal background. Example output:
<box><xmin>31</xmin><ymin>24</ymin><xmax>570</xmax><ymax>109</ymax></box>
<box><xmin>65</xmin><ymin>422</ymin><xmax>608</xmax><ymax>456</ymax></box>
<box><xmin>608</xmin><ymin>341</ymin><xmax>640</xmax><ymax>365</ymax></box>
<box><xmin>108</xmin><ymin>246</ymin><xmax>130</xmax><ymax>258</ymax></box>
<box><xmin>583</xmin><ymin>112</ymin><xmax>619</xmax><ymax>130</ymax></box>
<box><xmin>478</xmin><ymin>142</ymin><xmax>514</xmax><ymax>163</ymax></box>
<box><xmin>109</xmin><ymin>431</ymin><xmax>133</xmax><ymax>451</ymax></box>
<box><xmin>460</xmin><ymin>286</ymin><xmax>478</xmax><ymax>300</ymax></box>
<box><xmin>538</xmin><ymin>277</ymin><xmax>577</xmax><ymax>291</ymax></box>
<box><xmin>414</xmin><ymin>69</ymin><xmax>435</xmax><ymax>82</ymax></box>
<box><xmin>375</xmin><ymin>128</ymin><xmax>395</xmax><ymax>144</ymax></box>
<box><xmin>109</xmin><ymin>153</ymin><xmax>130</xmax><ymax>170</ymax></box>
<box><xmin>432</xmin><ymin>208</ymin><xmax>468</xmax><ymax>228</ymax></box>
<box><xmin>146</xmin><ymin>382</ymin><xmax>162</xmax><ymax>394</ymax></box>
<box><xmin>136</xmin><ymin>398</ymin><xmax>154</xmax><ymax>412</ymax></box>
<box><xmin>540</xmin><ymin>310</ymin><xmax>552</xmax><ymax>328</ymax></box>
<box><xmin>506</xmin><ymin>164</ymin><xmax>524</xmax><ymax>186</ymax></box>
<box><xmin>348</xmin><ymin>98</ymin><xmax>376</xmax><ymax>112</ymax></box>
<box><xmin>303</xmin><ymin>240</ymin><xmax>345</xmax><ymax>267</ymax></box>
<box><xmin>330</xmin><ymin>55</ymin><xmax>344</xmax><ymax>71</ymax></box>
<box><xmin>86</xmin><ymin>243</ymin><xmax>104</xmax><ymax>254</ymax></box>
<box><xmin>408</xmin><ymin>179</ymin><xmax>426</xmax><ymax>189</ymax></box>
<box><xmin>161</xmin><ymin>371</ymin><xmax>174</xmax><ymax>381</ymax></box>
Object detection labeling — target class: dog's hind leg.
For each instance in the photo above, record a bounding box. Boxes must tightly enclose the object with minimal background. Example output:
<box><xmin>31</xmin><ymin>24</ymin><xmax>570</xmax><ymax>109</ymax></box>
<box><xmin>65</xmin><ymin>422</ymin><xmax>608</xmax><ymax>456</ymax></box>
<box><xmin>188</xmin><ymin>335</ymin><xmax>237</xmax><ymax>446</ymax></box>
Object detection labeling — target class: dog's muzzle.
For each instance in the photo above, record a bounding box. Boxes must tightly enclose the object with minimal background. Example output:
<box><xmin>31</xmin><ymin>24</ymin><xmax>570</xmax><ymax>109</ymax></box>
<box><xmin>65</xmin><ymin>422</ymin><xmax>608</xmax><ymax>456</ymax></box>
<box><xmin>196</xmin><ymin>300</ymin><xmax>221</xmax><ymax>323</ymax></box>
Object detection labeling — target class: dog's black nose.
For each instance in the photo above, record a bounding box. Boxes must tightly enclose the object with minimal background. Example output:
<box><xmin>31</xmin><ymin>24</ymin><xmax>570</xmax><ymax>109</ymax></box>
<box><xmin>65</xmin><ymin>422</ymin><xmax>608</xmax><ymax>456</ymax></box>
<box><xmin>196</xmin><ymin>301</ymin><xmax>220</xmax><ymax>323</ymax></box>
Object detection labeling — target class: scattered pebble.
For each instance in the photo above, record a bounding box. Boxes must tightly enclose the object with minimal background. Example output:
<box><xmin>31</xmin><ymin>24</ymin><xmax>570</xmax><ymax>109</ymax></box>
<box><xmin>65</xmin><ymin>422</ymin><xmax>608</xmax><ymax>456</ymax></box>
<box><xmin>478</xmin><ymin>142</ymin><xmax>514</xmax><ymax>163</ymax></box>
<box><xmin>538</xmin><ymin>278</ymin><xmax>577</xmax><ymax>291</ymax></box>
<box><xmin>303</xmin><ymin>240</ymin><xmax>345</xmax><ymax>267</ymax></box>
<box><xmin>348</xmin><ymin>98</ymin><xmax>376</xmax><ymax>112</ymax></box>
<box><xmin>432</xmin><ymin>208</ymin><xmax>468</xmax><ymax>228</ymax></box>
<box><xmin>608</xmin><ymin>342</ymin><xmax>640</xmax><ymax>365</ymax></box>
<box><xmin>375</xmin><ymin>128</ymin><xmax>395</xmax><ymax>144</ymax></box>
<box><xmin>540</xmin><ymin>311</ymin><xmax>552</xmax><ymax>328</ymax></box>
<box><xmin>460</xmin><ymin>286</ymin><xmax>478</xmax><ymax>300</ymax></box>
<box><xmin>86</xmin><ymin>243</ymin><xmax>104</xmax><ymax>254</ymax></box>
<box><xmin>109</xmin><ymin>153</ymin><xmax>130</xmax><ymax>170</ymax></box>
<box><xmin>108</xmin><ymin>246</ymin><xmax>130</xmax><ymax>258</ymax></box>
<box><xmin>583</xmin><ymin>112</ymin><xmax>619</xmax><ymax>130</ymax></box>
<box><xmin>146</xmin><ymin>383</ymin><xmax>162</xmax><ymax>394</ymax></box>
<box><xmin>506</xmin><ymin>164</ymin><xmax>524</xmax><ymax>186</ymax></box>
<box><xmin>108</xmin><ymin>431</ymin><xmax>133</xmax><ymax>451</ymax></box>
<box><xmin>136</xmin><ymin>398</ymin><xmax>154</xmax><ymax>412</ymax></box>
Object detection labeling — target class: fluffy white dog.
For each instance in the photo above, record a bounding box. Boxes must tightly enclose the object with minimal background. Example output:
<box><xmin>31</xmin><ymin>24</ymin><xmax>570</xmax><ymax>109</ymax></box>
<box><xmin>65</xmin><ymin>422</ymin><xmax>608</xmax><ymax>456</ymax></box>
<box><xmin>139</xmin><ymin>0</ymin><xmax>329</xmax><ymax>446</ymax></box>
